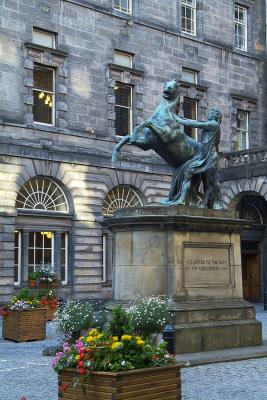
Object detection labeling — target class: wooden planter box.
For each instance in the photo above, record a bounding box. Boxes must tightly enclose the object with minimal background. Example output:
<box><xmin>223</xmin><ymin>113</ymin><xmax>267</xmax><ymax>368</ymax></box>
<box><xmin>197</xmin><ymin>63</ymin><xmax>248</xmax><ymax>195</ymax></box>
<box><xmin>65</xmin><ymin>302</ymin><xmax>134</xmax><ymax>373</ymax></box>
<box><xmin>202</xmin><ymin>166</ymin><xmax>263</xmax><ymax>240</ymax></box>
<box><xmin>44</xmin><ymin>303</ymin><xmax>57</xmax><ymax>321</ymax></box>
<box><xmin>58</xmin><ymin>365</ymin><xmax>181</xmax><ymax>400</ymax></box>
<box><xmin>2</xmin><ymin>308</ymin><xmax>46</xmax><ymax>342</ymax></box>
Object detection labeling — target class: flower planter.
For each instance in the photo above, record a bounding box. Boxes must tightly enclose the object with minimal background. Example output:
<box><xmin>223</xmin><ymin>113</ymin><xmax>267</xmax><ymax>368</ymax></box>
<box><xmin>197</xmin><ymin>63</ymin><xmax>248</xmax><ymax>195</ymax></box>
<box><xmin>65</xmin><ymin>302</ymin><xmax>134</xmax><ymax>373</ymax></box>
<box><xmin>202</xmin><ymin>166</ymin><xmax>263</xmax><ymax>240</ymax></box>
<box><xmin>28</xmin><ymin>279</ymin><xmax>37</xmax><ymax>288</ymax></box>
<box><xmin>58</xmin><ymin>365</ymin><xmax>181</xmax><ymax>400</ymax></box>
<box><xmin>2</xmin><ymin>308</ymin><xmax>46</xmax><ymax>342</ymax></box>
<box><xmin>44</xmin><ymin>303</ymin><xmax>57</xmax><ymax>321</ymax></box>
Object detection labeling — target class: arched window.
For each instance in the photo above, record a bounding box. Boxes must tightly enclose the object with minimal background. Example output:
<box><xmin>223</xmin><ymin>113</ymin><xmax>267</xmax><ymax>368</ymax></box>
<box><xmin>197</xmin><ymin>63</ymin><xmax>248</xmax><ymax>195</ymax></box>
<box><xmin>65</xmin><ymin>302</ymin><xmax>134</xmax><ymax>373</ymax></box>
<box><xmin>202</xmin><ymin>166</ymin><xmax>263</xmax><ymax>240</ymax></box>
<box><xmin>15</xmin><ymin>177</ymin><xmax>71</xmax><ymax>287</ymax></box>
<box><xmin>102</xmin><ymin>185</ymin><xmax>143</xmax><ymax>216</ymax></box>
<box><xmin>237</xmin><ymin>200</ymin><xmax>263</xmax><ymax>224</ymax></box>
<box><xmin>16</xmin><ymin>177</ymin><xmax>68</xmax><ymax>212</ymax></box>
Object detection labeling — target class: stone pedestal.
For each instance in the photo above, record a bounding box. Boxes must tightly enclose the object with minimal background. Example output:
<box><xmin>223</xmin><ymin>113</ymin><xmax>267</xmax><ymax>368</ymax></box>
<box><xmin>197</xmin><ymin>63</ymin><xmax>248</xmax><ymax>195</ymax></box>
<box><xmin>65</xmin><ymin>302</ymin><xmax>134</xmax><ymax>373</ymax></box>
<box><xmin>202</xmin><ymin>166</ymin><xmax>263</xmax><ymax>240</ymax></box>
<box><xmin>102</xmin><ymin>205</ymin><xmax>262</xmax><ymax>353</ymax></box>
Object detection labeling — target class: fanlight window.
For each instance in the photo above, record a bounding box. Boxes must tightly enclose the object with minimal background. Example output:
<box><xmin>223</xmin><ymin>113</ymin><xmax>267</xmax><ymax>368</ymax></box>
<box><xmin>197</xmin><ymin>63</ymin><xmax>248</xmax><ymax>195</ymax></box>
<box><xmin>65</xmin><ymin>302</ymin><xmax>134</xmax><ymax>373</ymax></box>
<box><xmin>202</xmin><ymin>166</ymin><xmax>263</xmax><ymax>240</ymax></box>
<box><xmin>102</xmin><ymin>185</ymin><xmax>143</xmax><ymax>216</ymax></box>
<box><xmin>238</xmin><ymin>201</ymin><xmax>263</xmax><ymax>224</ymax></box>
<box><xmin>16</xmin><ymin>177</ymin><xmax>68</xmax><ymax>212</ymax></box>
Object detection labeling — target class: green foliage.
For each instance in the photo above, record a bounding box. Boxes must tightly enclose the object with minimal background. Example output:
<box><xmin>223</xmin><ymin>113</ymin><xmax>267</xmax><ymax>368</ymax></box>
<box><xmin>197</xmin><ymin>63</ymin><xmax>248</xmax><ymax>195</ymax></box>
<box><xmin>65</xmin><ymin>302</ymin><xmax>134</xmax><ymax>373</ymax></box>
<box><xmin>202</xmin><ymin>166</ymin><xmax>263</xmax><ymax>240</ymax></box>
<box><xmin>35</xmin><ymin>288</ymin><xmax>56</xmax><ymax>300</ymax></box>
<box><xmin>28</xmin><ymin>271</ymin><xmax>39</xmax><ymax>280</ymax></box>
<box><xmin>15</xmin><ymin>288</ymin><xmax>36</xmax><ymax>301</ymax></box>
<box><xmin>108</xmin><ymin>305</ymin><xmax>133</xmax><ymax>338</ymax></box>
<box><xmin>53</xmin><ymin>299</ymin><xmax>94</xmax><ymax>339</ymax></box>
<box><xmin>127</xmin><ymin>296</ymin><xmax>170</xmax><ymax>339</ymax></box>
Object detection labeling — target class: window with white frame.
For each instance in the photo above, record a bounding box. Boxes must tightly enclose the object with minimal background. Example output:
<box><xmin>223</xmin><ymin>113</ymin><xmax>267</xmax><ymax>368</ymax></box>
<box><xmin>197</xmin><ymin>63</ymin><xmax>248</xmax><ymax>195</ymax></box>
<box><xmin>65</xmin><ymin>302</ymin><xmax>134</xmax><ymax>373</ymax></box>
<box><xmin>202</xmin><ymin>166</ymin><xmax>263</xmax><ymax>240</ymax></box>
<box><xmin>102</xmin><ymin>185</ymin><xmax>143</xmax><ymax>215</ymax></box>
<box><xmin>114</xmin><ymin>51</ymin><xmax>132</xmax><ymax>68</ymax></box>
<box><xmin>183</xmin><ymin>98</ymin><xmax>198</xmax><ymax>140</ymax></box>
<box><xmin>33</xmin><ymin>65</ymin><xmax>55</xmax><ymax>125</ymax></box>
<box><xmin>14</xmin><ymin>230</ymin><xmax>21</xmax><ymax>286</ymax></box>
<box><xmin>33</xmin><ymin>28</ymin><xmax>55</xmax><ymax>49</ymax></box>
<box><xmin>115</xmin><ymin>83</ymin><xmax>132</xmax><ymax>136</ymax></box>
<box><xmin>114</xmin><ymin>0</ymin><xmax>132</xmax><ymax>14</ymax></box>
<box><xmin>61</xmin><ymin>233</ymin><xmax>68</xmax><ymax>284</ymax></box>
<box><xmin>182</xmin><ymin>68</ymin><xmax>198</xmax><ymax>84</ymax></box>
<box><xmin>236</xmin><ymin>110</ymin><xmax>249</xmax><ymax>150</ymax></box>
<box><xmin>234</xmin><ymin>4</ymin><xmax>247</xmax><ymax>51</ymax></box>
<box><xmin>181</xmin><ymin>0</ymin><xmax>196</xmax><ymax>35</ymax></box>
<box><xmin>28</xmin><ymin>231</ymin><xmax>54</xmax><ymax>275</ymax></box>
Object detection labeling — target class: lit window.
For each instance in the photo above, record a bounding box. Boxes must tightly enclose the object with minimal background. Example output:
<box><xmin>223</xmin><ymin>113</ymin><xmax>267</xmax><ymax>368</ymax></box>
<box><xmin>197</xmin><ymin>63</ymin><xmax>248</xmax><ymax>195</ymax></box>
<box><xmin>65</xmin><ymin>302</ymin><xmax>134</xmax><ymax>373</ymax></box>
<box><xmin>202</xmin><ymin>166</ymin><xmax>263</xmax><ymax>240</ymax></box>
<box><xmin>114</xmin><ymin>51</ymin><xmax>132</xmax><ymax>68</ymax></box>
<box><xmin>184</xmin><ymin>98</ymin><xmax>198</xmax><ymax>140</ymax></box>
<box><xmin>14</xmin><ymin>231</ymin><xmax>21</xmax><ymax>286</ymax></box>
<box><xmin>236</xmin><ymin>110</ymin><xmax>249</xmax><ymax>150</ymax></box>
<box><xmin>61</xmin><ymin>233</ymin><xmax>68</xmax><ymax>284</ymax></box>
<box><xmin>28</xmin><ymin>232</ymin><xmax>53</xmax><ymax>275</ymax></box>
<box><xmin>181</xmin><ymin>0</ymin><xmax>196</xmax><ymax>35</ymax></box>
<box><xmin>33</xmin><ymin>28</ymin><xmax>55</xmax><ymax>49</ymax></box>
<box><xmin>102</xmin><ymin>185</ymin><xmax>143</xmax><ymax>215</ymax></box>
<box><xmin>234</xmin><ymin>4</ymin><xmax>247</xmax><ymax>51</ymax></box>
<box><xmin>182</xmin><ymin>68</ymin><xmax>198</xmax><ymax>84</ymax></box>
<box><xmin>33</xmin><ymin>65</ymin><xmax>55</xmax><ymax>125</ymax></box>
<box><xmin>115</xmin><ymin>83</ymin><xmax>132</xmax><ymax>136</ymax></box>
<box><xmin>114</xmin><ymin>0</ymin><xmax>132</xmax><ymax>14</ymax></box>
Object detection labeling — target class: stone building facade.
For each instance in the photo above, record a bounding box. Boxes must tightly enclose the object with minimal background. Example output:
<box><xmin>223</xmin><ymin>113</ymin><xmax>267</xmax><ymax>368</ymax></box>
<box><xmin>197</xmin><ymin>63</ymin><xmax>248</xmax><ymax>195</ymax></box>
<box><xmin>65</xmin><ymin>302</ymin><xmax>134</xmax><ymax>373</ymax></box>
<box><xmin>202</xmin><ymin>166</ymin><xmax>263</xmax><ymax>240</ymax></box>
<box><xmin>0</xmin><ymin>0</ymin><xmax>267</xmax><ymax>303</ymax></box>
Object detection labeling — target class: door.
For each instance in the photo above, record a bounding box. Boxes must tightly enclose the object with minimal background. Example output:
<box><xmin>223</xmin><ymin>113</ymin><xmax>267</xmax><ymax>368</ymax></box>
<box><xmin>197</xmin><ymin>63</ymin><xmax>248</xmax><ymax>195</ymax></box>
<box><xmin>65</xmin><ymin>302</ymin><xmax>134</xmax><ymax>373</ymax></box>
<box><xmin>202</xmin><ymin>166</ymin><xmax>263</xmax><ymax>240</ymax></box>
<box><xmin>242</xmin><ymin>253</ymin><xmax>261</xmax><ymax>302</ymax></box>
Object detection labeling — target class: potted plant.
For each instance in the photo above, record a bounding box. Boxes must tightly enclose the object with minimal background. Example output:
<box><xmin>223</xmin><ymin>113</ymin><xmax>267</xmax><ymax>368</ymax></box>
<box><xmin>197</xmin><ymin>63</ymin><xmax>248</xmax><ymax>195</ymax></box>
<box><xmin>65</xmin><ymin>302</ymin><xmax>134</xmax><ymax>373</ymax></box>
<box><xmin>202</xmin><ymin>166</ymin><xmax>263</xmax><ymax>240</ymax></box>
<box><xmin>37</xmin><ymin>262</ymin><xmax>57</xmax><ymax>288</ymax></box>
<box><xmin>53</xmin><ymin>299</ymin><xmax>95</xmax><ymax>340</ymax></box>
<box><xmin>28</xmin><ymin>271</ymin><xmax>39</xmax><ymax>288</ymax></box>
<box><xmin>53</xmin><ymin>328</ymin><xmax>180</xmax><ymax>400</ymax></box>
<box><xmin>0</xmin><ymin>292</ymin><xmax>46</xmax><ymax>342</ymax></box>
<box><xmin>36</xmin><ymin>288</ymin><xmax>59</xmax><ymax>321</ymax></box>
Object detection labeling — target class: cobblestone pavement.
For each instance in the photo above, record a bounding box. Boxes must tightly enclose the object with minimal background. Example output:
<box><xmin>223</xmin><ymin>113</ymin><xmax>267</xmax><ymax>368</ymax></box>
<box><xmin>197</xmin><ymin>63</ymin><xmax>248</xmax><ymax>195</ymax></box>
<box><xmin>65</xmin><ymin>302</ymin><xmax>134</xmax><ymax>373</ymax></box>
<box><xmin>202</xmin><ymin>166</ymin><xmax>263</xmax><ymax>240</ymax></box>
<box><xmin>0</xmin><ymin>304</ymin><xmax>266</xmax><ymax>400</ymax></box>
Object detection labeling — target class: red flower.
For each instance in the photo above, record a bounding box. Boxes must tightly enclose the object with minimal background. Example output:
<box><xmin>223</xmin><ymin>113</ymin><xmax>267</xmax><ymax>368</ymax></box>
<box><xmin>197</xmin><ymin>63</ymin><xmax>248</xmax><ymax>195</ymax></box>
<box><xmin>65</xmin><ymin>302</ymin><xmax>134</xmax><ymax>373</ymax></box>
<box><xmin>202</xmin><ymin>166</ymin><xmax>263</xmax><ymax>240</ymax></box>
<box><xmin>78</xmin><ymin>361</ymin><xmax>84</xmax><ymax>368</ymax></box>
<box><xmin>58</xmin><ymin>383</ymin><xmax>69</xmax><ymax>393</ymax></box>
<box><xmin>79</xmin><ymin>368</ymin><xmax>87</xmax><ymax>375</ymax></box>
<box><xmin>0</xmin><ymin>308</ymin><xmax>8</xmax><ymax>317</ymax></box>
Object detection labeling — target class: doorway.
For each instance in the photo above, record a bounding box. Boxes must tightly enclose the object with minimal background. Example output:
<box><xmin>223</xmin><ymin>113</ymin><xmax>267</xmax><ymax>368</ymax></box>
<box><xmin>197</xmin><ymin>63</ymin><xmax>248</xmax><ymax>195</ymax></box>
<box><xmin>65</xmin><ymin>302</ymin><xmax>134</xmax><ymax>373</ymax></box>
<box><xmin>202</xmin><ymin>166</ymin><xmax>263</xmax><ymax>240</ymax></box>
<box><xmin>241</xmin><ymin>248</ymin><xmax>261</xmax><ymax>302</ymax></box>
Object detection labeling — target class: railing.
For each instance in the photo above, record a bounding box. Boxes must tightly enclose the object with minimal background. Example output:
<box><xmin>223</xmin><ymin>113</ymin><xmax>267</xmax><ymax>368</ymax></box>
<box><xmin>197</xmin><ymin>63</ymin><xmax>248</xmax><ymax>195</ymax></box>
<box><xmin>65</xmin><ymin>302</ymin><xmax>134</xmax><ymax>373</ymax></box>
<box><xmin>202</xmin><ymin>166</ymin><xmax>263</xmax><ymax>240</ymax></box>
<box><xmin>219</xmin><ymin>147</ymin><xmax>267</xmax><ymax>168</ymax></box>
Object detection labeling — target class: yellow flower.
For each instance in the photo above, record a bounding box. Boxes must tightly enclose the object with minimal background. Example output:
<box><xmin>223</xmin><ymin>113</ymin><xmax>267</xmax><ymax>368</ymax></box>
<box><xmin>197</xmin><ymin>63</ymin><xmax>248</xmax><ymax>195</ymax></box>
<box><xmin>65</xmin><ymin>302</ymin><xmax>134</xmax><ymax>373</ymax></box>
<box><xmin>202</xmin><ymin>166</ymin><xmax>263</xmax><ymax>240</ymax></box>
<box><xmin>136</xmin><ymin>339</ymin><xmax>145</xmax><ymax>346</ymax></box>
<box><xmin>86</xmin><ymin>336</ymin><xmax>94</xmax><ymax>343</ymax></box>
<box><xmin>112</xmin><ymin>336</ymin><xmax>119</xmax><ymax>342</ymax></box>
<box><xmin>75</xmin><ymin>355</ymin><xmax>80</xmax><ymax>361</ymax></box>
<box><xmin>88</xmin><ymin>328</ymin><xmax>99</xmax><ymax>337</ymax></box>
<box><xmin>79</xmin><ymin>336</ymin><xmax>85</xmax><ymax>340</ymax></box>
<box><xmin>96</xmin><ymin>333</ymin><xmax>103</xmax><ymax>339</ymax></box>
<box><xmin>121</xmin><ymin>335</ymin><xmax>132</xmax><ymax>341</ymax></box>
<box><xmin>111</xmin><ymin>341</ymin><xmax>122</xmax><ymax>350</ymax></box>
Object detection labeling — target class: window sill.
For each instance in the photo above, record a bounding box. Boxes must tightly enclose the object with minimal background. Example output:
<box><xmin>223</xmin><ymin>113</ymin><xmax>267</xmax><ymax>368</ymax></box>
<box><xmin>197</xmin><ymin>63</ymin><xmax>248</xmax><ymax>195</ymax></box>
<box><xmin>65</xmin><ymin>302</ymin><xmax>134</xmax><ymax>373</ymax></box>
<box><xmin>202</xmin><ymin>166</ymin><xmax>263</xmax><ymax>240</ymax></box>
<box><xmin>180</xmin><ymin>81</ymin><xmax>208</xmax><ymax>91</ymax></box>
<box><xmin>25</xmin><ymin>42</ymin><xmax>68</xmax><ymax>57</ymax></box>
<box><xmin>108</xmin><ymin>63</ymin><xmax>145</xmax><ymax>76</ymax></box>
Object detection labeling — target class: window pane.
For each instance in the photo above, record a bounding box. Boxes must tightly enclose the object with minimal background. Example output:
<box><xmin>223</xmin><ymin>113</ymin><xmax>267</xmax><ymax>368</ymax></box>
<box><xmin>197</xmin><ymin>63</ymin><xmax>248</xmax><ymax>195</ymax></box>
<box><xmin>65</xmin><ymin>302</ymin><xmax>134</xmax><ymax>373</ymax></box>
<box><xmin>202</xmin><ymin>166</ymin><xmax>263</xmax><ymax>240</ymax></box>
<box><xmin>35</xmin><ymin>232</ymin><xmax>43</xmax><ymax>248</ymax></box>
<box><xmin>184</xmin><ymin>98</ymin><xmax>197</xmax><ymax>139</ymax></box>
<box><xmin>182</xmin><ymin>69</ymin><xmax>197</xmax><ymax>83</ymax></box>
<box><xmin>33</xmin><ymin>29</ymin><xmax>55</xmax><ymax>48</ymax></box>
<box><xmin>43</xmin><ymin>232</ymin><xmax>52</xmax><ymax>247</ymax></box>
<box><xmin>115</xmin><ymin>106</ymin><xmax>131</xmax><ymax>136</ymax></box>
<box><xmin>14</xmin><ymin>265</ymin><xmax>18</xmax><ymax>283</ymax></box>
<box><xmin>114</xmin><ymin>52</ymin><xmax>132</xmax><ymax>68</ymax></box>
<box><xmin>33</xmin><ymin>66</ymin><xmax>53</xmax><ymax>91</ymax></box>
<box><xmin>35</xmin><ymin>249</ymin><xmax>43</xmax><ymax>265</ymax></box>
<box><xmin>43</xmin><ymin>249</ymin><xmax>51</xmax><ymax>263</ymax></box>
<box><xmin>115</xmin><ymin>85</ymin><xmax>131</xmax><ymax>107</ymax></box>
<box><xmin>29</xmin><ymin>232</ymin><xmax>34</xmax><ymax>247</ymax></box>
<box><xmin>28</xmin><ymin>249</ymin><xmax>34</xmax><ymax>265</ymax></box>
<box><xmin>33</xmin><ymin>90</ymin><xmax>53</xmax><ymax>124</ymax></box>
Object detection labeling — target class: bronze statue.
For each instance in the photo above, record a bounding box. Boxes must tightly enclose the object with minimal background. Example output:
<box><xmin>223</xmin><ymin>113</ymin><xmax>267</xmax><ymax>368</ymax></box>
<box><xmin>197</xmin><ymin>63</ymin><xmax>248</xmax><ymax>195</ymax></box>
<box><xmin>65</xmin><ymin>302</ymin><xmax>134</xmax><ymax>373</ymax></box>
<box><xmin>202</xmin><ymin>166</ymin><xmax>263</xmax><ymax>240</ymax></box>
<box><xmin>112</xmin><ymin>79</ymin><xmax>222</xmax><ymax>209</ymax></box>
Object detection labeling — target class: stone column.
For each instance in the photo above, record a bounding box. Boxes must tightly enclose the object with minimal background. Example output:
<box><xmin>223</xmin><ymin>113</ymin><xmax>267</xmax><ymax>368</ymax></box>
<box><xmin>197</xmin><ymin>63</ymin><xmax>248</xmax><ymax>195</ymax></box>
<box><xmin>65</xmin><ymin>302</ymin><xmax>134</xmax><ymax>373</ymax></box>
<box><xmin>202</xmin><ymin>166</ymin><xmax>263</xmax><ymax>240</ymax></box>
<box><xmin>105</xmin><ymin>231</ymin><xmax>113</xmax><ymax>284</ymax></box>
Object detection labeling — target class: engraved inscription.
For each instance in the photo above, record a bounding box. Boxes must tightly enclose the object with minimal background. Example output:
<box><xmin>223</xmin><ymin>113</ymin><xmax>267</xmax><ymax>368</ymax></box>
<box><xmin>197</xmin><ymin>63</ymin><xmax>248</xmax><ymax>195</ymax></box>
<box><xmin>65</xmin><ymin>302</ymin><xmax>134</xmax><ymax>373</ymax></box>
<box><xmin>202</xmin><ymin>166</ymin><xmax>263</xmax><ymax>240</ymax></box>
<box><xmin>183</xmin><ymin>244</ymin><xmax>231</xmax><ymax>288</ymax></box>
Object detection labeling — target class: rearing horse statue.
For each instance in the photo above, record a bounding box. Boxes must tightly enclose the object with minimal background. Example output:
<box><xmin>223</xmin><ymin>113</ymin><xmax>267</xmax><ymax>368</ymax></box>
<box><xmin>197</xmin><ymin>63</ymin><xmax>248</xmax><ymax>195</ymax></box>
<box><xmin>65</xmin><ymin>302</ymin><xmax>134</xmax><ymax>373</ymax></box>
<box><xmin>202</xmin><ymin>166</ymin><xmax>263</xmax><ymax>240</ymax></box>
<box><xmin>112</xmin><ymin>79</ymin><xmax>200</xmax><ymax>168</ymax></box>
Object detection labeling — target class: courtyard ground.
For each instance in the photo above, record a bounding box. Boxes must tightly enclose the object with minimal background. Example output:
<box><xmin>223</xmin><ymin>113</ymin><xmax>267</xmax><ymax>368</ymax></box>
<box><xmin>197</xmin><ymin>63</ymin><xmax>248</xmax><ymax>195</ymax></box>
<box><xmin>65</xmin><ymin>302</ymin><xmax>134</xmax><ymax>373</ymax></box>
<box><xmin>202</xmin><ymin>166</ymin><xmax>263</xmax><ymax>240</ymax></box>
<box><xmin>0</xmin><ymin>304</ymin><xmax>266</xmax><ymax>400</ymax></box>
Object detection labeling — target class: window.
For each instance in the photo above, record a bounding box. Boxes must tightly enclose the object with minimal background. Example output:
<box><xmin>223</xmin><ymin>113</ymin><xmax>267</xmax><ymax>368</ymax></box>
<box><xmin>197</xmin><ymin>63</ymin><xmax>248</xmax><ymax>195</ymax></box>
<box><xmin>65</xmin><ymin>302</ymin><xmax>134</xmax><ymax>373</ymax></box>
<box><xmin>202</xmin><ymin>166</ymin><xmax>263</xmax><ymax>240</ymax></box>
<box><xmin>28</xmin><ymin>231</ymin><xmax>53</xmax><ymax>275</ymax></box>
<box><xmin>181</xmin><ymin>0</ymin><xmax>196</xmax><ymax>35</ymax></box>
<box><xmin>14</xmin><ymin>231</ymin><xmax>21</xmax><ymax>286</ymax></box>
<box><xmin>61</xmin><ymin>233</ymin><xmax>68</xmax><ymax>284</ymax></box>
<box><xmin>234</xmin><ymin>4</ymin><xmax>247</xmax><ymax>51</ymax></box>
<box><xmin>182</xmin><ymin>68</ymin><xmax>198</xmax><ymax>84</ymax></box>
<box><xmin>114</xmin><ymin>51</ymin><xmax>132</xmax><ymax>68</ymax></box>
<box><xmin>183</xmin><ymin>98</ymin><xmax>198</xmax><ymax>140</ymax></box>
<box><xmin>16</xmin><ymin>177</ymin><xmax>68</xmax><ymax>212</ymax></box>
<box><xmin>33</xmin><ymin>65</ymin><xmax>55</xmax><ymax>125</ymax></box>
<box><xmin>33</xmin><ymin>28</ymin><xmax>55</xmax><ymax>49</ymax></box>
<box><xmin>114</xmin><ymin>0</ymin><xmax>132</xmax><ymax>14</ymax></box>
<box><xmin>102</xmin><ymin>185</ymin><xmax>143</xmax><ymax>215</ymax></box>
<box><xmin>115</xmin><ymin>83</ymin><xmax>132</xmax><ymax>136</ymax></box>
<box><xmin>236</xmin><ymin>110</ymin><xmax>249</xmax><ymax>150</ymax></box>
